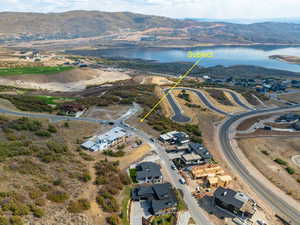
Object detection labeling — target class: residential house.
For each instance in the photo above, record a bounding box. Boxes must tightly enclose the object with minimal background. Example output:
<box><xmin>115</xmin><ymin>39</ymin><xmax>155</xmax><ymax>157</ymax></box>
<box><xmin>181</xmin><ymin>153</ymin><xmax>203</xmax><ymax>166</ymax></box>
<box><xmin>275</xmin><ymin>113</ymin><xmax>300</xmax><ymax>123</ymax></box>
<box><xmin>188</xmin><ymin>142</ymin><xmax>212</xmax><ymax>162</ymax></box>
<box><xmin>205</xmin><ymin>175</ymin><xmax>232</xmax><ymax>188</ymax></box>
<box><xmin>214</xmin><ymin>187</ymin><xmax>256</xmax><ymax>218</ymax></box>
<box><xmin>191</xmin><ymin>164</ymin><xmax>224</xmax><ymax>179</ymax></box>
<box><xmin>159</xmin><ymin>131</ymin><xmax>189</xmax><ymax>145</ymax></box>
<box><xmin>81</xmin><ymin>127</ymin><xmax>127</xmax><ymax>151</ymax></box>
<box><xmin>292</xmin><ymin>121</ymin><xmax>300</xmax><ymax>131</ymax></box>
<box><xmin>132</xmin><ymin>183</ymin><xmax>177</xmax><ymax>215</ymax></box>
<box><xmin>136</xmin><ymin>162</ymin><xmax>163</xmax><ymax>184</ymax></box>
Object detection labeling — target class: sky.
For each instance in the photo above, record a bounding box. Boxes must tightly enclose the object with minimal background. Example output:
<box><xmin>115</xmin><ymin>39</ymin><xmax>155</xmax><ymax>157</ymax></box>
<box><xmin>1</xmin><ymin>0</ymin><xmax>300</xmax><ymax>19</ymax></box>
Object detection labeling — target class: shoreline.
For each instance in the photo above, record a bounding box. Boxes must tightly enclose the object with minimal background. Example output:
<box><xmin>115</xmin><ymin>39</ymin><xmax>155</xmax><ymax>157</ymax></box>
<box><xmin>269</xmin><ymin>55</ymin><xmax>300</xmax><ymax>65</ymax></box>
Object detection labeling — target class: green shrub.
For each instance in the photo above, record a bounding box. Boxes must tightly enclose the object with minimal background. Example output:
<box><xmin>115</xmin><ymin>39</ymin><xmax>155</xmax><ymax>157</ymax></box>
<box><xmin>274</xmin><ymin>158</ymin><xmax>288</xmax><ymax>166</ymax></box>
<box><xmin>129</xmin><ymin>168</ymin><xmax>137</xmax><ymax>183</ymax></box>
<box><xmin>47</xmin><ymin>141</ymin><xmax>68</xmax><ymax>153</ymax></box>
<box><xmin>47</xmin><ymin>125</ymin><xmax>57</xmax><ymax>133</ymax></box>
<box><xmin>38</xmin><ymin>184</ymin><xmax>52</xmax><ymax>192</ymax></box>
<box><xmin>30</xmin><ymin>205</ymin><xmax>45</xmax><ymax>218</ymax></box>
<box><xmin>103</xmin><ymin>150</ymin><xmax>125</xmax><ymax>157</ymax></box>
<box><xmin>79</xmin><ymin>172</ymin><xmax>92</xmax><ymax>182</ymax></box>
<box><xmin>67</xmin><ymin>199</ymin><xmax>91</xmax><ymax>213</ymax></box>
<box><xmin>29</xmin><ymin>190</ymin><xmax>43</xmax><ymax>200</ymax></box>
<box><xmin>47</xmin><ymin>191</ymin><xmax>69</xmax><ymax>203</ymax></box>
<box><xmin>2</xmin><ymin>200</ymin><xmax>30</xmax><ymax>216</ymax></box>
<box><xmin>53</xmin><ymin>178</ymin><xmax>63</xmax><ymax>186</ymax></box>
<box><xmin>35</xmin><ymin>198</ymin><xmax>46</xmax><ymax>207</ymax></box>
<box><xmin>106</xmin><ymin>214</ymin><xmax>121</xmax><ymax>225</ymax></box>
<box><xmin>9</xmin><ymin>216</ymin><xmax>23</xmax><ymax>225</ymax></box>
<box><xmin>79</xmin><ymin>152</ymin><xmax>95</xmax><ymax>161</ymax></box>
<box><xmin>0</xmin><ymin>216</ymin><xmax>9</xmax><ymax>225</ymax></box>
<box><xmin>286</xmin><ymin>167</ymin><xmax>295</xmax><ymax>175</ymax></box>
<box><xmin>7</xmin><ymin>117</ymin><xmax>42</xmax><ymax>131</ymax></box>
<box><xmin>35</xmin><ymin>130</ymin><xmax>51</xmax><ymax>137</ymax></box>
<box><xmin>261</xmin><ymin>150</ymin><xmax>269</xmax><ymax>156</ymax></box>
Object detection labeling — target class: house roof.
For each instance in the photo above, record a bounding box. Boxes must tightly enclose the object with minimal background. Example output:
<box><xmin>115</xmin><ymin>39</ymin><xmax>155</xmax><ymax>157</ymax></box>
<box><xmin>151</xmin><ymin>198</ymin><xmax>177</xmax><ymax>214</ymax></box>
<box><xmin>182</xmin><ymin>153</ymin><xmax>202</xmax><ymax>161</ymax></box>
<box><xmin>136</xmin><ymin>162</ymin><xmax>162</xmax><ymax>181</ymax></box>
<box><xmin>132</xmin><ymin>183</ymin><xmax>178</xmax><ymax>214</ymax></box>
<box><xmin>189</xmin><ymin>142</ymin><xmax>212</xmax><ymax>159</ymax></box>
<box><xmin>214</xmin><ymin>187</ymin><xmax>249</xmax><ymax>210</ymax></box>
<box><xmin>293</xmin><ymin>121</ymin><xmax>300</xmax><ymax>130</ymax></box>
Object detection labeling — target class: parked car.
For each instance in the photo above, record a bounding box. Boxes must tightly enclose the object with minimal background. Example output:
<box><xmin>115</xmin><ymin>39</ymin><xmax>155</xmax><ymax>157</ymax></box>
<box><xmin>179</xmin><ymin>178</ymin><xmax>186</xmax><ymax>184</ymax></box>
<box><xmin>257</xmin><ymin>220</ymin><xmax>267</xmax><ymax>225</ymax></box>
<box><xmin>171</xmin><ymin>164</ymin><xmax>176</xmax><ymax>170</ymax></box>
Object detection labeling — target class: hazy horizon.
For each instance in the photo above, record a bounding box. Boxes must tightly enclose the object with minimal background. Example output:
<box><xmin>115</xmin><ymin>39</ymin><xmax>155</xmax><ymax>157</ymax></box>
<box><xmin>1</xmin><ymin>0</ymin><xmax>300</xmax><ymax>20</ymax></box>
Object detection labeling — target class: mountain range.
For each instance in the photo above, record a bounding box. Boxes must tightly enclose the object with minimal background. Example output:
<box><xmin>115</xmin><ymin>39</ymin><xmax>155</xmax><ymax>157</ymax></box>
<box><xmin>1</xmin><ymin>11</ymin><xmax>300</xmax><ymax>46</ymax></box>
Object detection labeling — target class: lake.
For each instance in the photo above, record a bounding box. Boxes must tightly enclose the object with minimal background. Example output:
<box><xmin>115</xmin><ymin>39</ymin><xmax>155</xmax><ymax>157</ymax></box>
<box><xmin>73</xmin><ymin>45</ymin><xmax>300</xmax><ymax>72</ymax></box>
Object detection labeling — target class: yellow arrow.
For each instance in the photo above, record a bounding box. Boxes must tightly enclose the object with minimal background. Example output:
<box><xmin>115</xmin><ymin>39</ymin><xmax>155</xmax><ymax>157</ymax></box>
<box><xmin>140</xmin><ymin>59</ymin><xmax>201</xmax><ymax>123</ymax></box>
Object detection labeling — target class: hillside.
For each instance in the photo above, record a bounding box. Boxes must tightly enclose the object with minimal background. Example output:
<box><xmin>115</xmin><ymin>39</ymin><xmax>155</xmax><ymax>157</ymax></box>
<box><xmin>1</xmin><ymin>11</ymin><xmax>300</xmax><ymax>45</ymax></box>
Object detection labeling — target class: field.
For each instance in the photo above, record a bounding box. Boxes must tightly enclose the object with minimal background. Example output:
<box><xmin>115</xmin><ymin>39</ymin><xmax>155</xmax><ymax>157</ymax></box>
<box><xmin>0</xmin><ymin>115</ymin><xmax>103</xmax><ymax>225</ymax></box>
<box><xmin>237</xmin><ymin>137</ymin><xmax>300</xmax><ymax>201</ymax></box>
<box><xmin>0</xmin><ymin>66</ymin><xmax>74</xmax><ymax>76</ymax></box>
<box><xmin>279</xmin><ymin>91</ymin><xmax>300</xmax><ymax>103</ymax></box>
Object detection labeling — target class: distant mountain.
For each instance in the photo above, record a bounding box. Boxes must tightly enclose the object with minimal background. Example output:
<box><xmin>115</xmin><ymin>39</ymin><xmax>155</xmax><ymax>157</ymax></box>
<box><xmin>187</xmin><ymin>17</ymin><xmax>300</xmax><ymax>24</ymax></box>
<box><xmin>1</xmin><ymin>11</ymin><xmax>300</xmax><ymax>46</ymax></box>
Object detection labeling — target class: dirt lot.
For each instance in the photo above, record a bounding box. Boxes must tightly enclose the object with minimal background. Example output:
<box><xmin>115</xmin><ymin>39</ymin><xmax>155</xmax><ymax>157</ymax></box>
<box><xmin>134</xmin><ymin>75</ymin><xmax>173</xmax><ymax>86</ymax></box>
<box><xmin>0</xmin><ymin>68</ymin><xmax>131</xmax><ymax>92</ymax></box>
<box><xmin>237</xmin><ymin>137</ymin><xmax>300</xmax><ymax>201</ymax></box>
<box><xmin>279</xmin><ymin>91</ymin><xmax>300</xmax><ymax>103</ymax></box>
<box><xmin>201</xmin><ymin>89</ymin><xmax>244</xmax><ymax>114</ymax></box>
<box><xmin>237</xmin><ymin>115</ymin><xmax>272</xmax><ymax>131</ymax></box>
<box><xmin>83</xmin><ymin>105</ymin><xmax>130</xmax><ymax>121</ymax></box>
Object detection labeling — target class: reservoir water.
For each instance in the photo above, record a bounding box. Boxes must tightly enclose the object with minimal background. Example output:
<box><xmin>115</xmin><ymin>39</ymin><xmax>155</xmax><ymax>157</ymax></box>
<box><xmin>70</xmin><ymin>45</ymin><xmax>300</xmax><ymax>72</ymax></box>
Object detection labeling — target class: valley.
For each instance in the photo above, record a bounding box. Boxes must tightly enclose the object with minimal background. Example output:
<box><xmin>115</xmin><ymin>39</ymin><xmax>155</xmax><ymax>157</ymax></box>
<box><xmin>0</xmin><ymin>7</ymin><xmax>300</xmax><ymax>225</ymax></box>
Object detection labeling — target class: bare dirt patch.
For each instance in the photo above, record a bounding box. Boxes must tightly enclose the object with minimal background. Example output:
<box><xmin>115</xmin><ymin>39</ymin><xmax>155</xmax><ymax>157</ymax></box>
<box><xmin>279</xmin><ymin>91</ymin><xmax>300</xmax><ymax>103</ymax></box>
<box><xmin>201</xmin><ymin>89</ymin><xmax>242</xmax><ymax>114</ymax></box>
<box><xmin>237</xmin><ymin>137</ymin><xmax>300</xmax><ymax>201</ymax></box>
<box><xmin>0</xmin><ymin>68</ymin><xmax>130</xmax><ymax>92</ymax></box>
<box><xmin>83</xmin><ymin>105</ymin><xmax>130</xmax><ymax>121</ymax></box>
<box><xmin>237</xmin><ymin>115</ymin><xmax>271</xmax><ymax>131</ymax></box>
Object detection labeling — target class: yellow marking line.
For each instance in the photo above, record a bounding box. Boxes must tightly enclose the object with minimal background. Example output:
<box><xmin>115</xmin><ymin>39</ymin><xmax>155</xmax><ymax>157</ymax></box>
<box><xmin>140</xmin><ymin>59</ymin><xmax>201</xmax><ymax>122</ymax></box>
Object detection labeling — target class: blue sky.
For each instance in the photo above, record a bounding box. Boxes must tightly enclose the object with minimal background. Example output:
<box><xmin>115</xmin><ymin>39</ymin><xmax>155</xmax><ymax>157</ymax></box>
<box><xmin>1</xmin><ymin>0</ymin><xmax>300</xmax><ymax>19</ymax></box>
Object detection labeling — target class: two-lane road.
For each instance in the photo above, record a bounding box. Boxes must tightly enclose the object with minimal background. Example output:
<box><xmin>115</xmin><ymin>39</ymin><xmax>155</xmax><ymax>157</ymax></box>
<box><xmin>219</xmin><ymin>105</ymin><xmax>300</xmax><ymax>225</ymax></box>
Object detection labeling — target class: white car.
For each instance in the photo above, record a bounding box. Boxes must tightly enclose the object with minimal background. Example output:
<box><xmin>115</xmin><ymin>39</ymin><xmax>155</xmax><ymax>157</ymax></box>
<box><xmin>257</xmin><ymin>220</ymin><xmax>267</xmax><ymax>225</ymax></box>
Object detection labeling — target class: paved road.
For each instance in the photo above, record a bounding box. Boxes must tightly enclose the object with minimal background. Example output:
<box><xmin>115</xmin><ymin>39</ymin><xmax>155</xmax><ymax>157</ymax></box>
<box><xmin>165</xmin><ymin>90</ymin><xmax>191</xmax><ymax>123</ymax></box>
<box><xmin>165</xmin><ymin>87</ymin><xmax>300</xmax><ymax>224</ymax></box>
<box><xmin>167</xmin><ymin>88</ymin><xmax>229</xmax><ymax>122</ymax></box>
<box><xmin>0</xmin><ymin>103</ymin><xmax>140</xmax><ymax>124</ymax></box>
<box><xmin>0</xmin><ymin>108</ymin><xmax>109</xmax><ymax>123</ymax></box>
<box><xmin>124</xmin><ymin>126</ymin><xmax>213</xmax><ymax>225</ymax></box>
<box><xmin>224</xmin><ymin>90</ymin><xmax>254</xmax><ymax>111</ymax></box>
<box><xmin>219</xmin><ymin>105</ymin><xmax>300</xmax><ymax>225</ymax></box>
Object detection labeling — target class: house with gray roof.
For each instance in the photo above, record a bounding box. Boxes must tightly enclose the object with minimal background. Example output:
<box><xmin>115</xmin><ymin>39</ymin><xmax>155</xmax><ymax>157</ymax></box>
<box><xmin>136</xmin><ymin>162</ymin><xmax>163</xmax><ymax>184</ymax></box>
<box><xmin>214</xmin><ymin>187</ymin><xmax>256</xmax><ymax>218</ymax></box>
<box><xmin>131</xmin><ymin>183</ymin><xmax>177</xmax><ymax>215</ymax></box>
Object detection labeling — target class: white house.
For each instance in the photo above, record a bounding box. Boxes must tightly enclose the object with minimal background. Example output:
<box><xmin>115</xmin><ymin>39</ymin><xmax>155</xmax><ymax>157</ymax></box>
<box><xmin>81</xmin><ymin>127</ymin><xmax>127</xmax><ymax>152</ymax></box>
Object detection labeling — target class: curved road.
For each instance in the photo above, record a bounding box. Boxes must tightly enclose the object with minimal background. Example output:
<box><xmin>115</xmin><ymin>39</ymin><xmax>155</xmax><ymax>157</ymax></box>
<box><xmin>219</xmin><ymin>106</ymin><xmax>300</xmax><ymax>225</ymax></box>
<box><xmin>166</xmin><ymin>87</ymin><xmax>300</xmax><ymax>224</ymax></box>
<box><xmin>223</xmin><ymin>90</ymin><xmax>254</xmax><ymax>111</ymax></box>
<box><xmin>165</xmin><ymin>91</ymin><xmax>191</xmax><ymax>123</ymax></box>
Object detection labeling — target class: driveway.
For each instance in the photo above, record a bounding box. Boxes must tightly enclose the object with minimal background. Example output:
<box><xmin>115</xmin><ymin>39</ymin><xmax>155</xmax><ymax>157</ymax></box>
<box><xmin>130</xmin><ymin>201</ymin><xmax>151</xmax><ymax>225</ymax></box>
